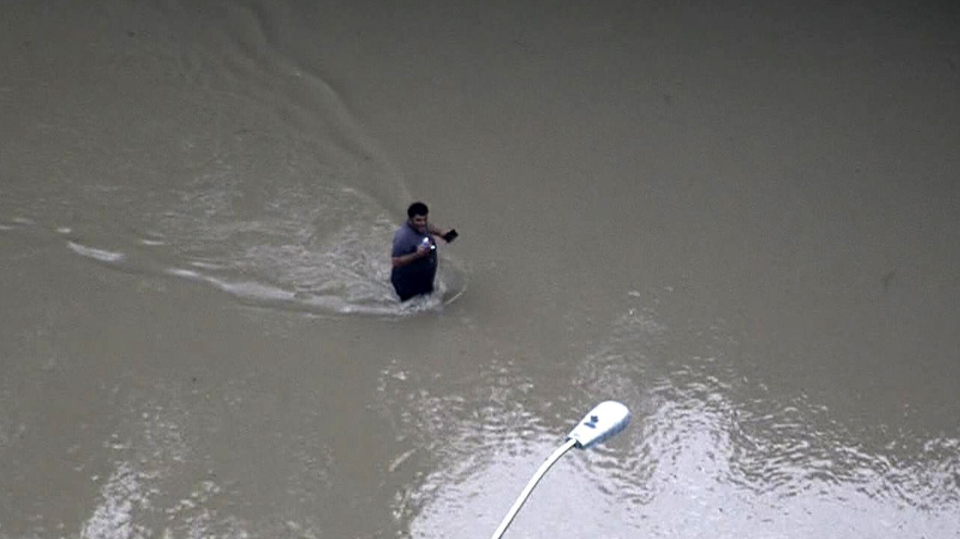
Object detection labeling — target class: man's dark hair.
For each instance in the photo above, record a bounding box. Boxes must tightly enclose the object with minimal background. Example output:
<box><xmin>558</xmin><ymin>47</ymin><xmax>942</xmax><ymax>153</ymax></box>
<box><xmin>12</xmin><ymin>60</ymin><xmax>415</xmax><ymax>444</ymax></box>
<box><xmin>407</xmin><ymin>201</ymin><xmax>429</xmax><ymax>218</ymax></box>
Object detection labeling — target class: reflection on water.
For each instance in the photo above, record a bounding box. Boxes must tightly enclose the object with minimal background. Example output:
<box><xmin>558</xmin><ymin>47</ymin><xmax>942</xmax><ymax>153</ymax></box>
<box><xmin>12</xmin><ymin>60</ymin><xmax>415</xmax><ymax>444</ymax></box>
<box><xmin>2</xmin><ymin>0</ymin><xmax>959</xmax><ymax>537</ymax></box>
<box><xmin>396</xmin><ymin>295</ymin><xmax>959</xmax><ymax>538</ymax></box>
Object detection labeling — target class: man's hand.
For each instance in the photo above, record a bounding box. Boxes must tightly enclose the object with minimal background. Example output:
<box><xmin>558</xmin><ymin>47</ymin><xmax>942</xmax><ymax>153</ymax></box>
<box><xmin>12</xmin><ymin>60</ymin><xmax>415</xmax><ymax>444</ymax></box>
<box><xmin>392</xmin><ymin>245</ymin><xmax>431</xmax><ymax>268</ymax></box>
<box><xmin>440</xmin><ymin>229</ymin><xmax>458</xmax><ymax>243</ymax></box>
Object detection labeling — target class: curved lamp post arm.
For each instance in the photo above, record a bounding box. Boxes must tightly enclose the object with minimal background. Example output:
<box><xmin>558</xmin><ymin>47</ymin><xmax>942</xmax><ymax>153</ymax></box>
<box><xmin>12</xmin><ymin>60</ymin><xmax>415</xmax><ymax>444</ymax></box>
<box><xmin>487</xmin><ymin>401</ymin><xmax>631</xmax><ymax>539</ymax></box>
<box><xmin>488</xmin><ymin>438</ymin><xmax>577</xmax><ymax>539</ymax></box>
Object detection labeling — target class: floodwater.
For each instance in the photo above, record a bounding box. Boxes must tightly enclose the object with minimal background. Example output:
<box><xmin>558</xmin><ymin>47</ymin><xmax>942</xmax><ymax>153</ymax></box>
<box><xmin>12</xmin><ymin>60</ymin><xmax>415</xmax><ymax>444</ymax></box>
<box><xmin>2</xmin><ymin>0</ymin><xmax>958</xmax><ymax>538</ymax></box>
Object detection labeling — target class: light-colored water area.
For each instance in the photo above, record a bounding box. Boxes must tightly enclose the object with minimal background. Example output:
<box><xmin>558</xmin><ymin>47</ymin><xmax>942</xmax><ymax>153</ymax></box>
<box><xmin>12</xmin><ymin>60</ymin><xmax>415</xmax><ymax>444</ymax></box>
<box><xmin>1</xmin><ymin>0</ymin><xmax>958</xmax><ymax>538</ymax></box>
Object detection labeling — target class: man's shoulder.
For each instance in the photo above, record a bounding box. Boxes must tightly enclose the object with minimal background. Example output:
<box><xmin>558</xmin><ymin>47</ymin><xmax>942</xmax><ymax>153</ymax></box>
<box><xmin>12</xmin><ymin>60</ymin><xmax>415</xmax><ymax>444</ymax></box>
<box><xmin>392</xmin><ymin>223</ymin><xmax>419</xmax><ymax>256</ymax></box>
<box><xmin>393</xmin><ymin>223</ymin><xmax>416</xmax><ymax>242</ymax></box>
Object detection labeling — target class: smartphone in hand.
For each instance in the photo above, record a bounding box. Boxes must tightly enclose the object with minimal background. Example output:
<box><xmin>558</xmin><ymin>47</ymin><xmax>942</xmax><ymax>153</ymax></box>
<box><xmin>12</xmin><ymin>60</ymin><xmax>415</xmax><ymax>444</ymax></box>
<box><xmin>442</xmin><ymin>229</ymin><xmax>459</xmax><ymax>243</ymax></box>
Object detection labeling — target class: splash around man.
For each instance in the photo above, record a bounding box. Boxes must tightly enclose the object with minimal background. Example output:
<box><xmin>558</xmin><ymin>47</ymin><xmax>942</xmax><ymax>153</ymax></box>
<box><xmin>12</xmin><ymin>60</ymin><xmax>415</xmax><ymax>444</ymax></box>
<box><xmin>390</xmin><ymin>201</ymin><xmax>457</xmax><ymax>302</ymax></box>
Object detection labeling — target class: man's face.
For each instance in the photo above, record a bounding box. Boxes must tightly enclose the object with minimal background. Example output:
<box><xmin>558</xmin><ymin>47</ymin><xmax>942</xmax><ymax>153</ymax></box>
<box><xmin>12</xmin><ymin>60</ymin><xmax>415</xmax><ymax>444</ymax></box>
<box><xmin>410</xmin><ymin>214</ymin><xmax>428</xmax><ymax>233</ymax></box>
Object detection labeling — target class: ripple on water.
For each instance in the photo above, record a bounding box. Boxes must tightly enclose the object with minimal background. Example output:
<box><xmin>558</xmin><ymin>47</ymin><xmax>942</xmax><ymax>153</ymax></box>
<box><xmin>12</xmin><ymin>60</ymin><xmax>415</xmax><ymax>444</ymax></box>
<box><xmin>393</xmin><ymin>296</ymin><xmax>960</xmax><ymax>538</ymax></box>
<box><xmin>53</xmin><ymin>172</ymin><xmax>468</xmax><ymax>317</ymax></box>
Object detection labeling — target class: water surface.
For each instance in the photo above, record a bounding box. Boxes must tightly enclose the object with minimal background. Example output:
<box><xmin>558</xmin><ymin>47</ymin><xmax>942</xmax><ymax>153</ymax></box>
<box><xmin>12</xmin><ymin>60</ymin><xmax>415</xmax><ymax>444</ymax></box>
<box><xmin>1</xmin><ymin>1</ymin><xmax>958</xmax><ymax>538</ymax></box>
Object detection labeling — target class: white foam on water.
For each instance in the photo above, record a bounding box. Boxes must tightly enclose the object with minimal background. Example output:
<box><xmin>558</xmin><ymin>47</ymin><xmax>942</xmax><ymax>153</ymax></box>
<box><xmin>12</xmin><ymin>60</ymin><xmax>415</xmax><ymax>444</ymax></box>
<box><xmin>67</xmin><ymin>241</ymin><xmax>126</xmax><ymax>263</ymax></box>
<box><xmin>80</xmin><ymin>462</ymin><xmax>146</xmax><ymax>539</ymax></box>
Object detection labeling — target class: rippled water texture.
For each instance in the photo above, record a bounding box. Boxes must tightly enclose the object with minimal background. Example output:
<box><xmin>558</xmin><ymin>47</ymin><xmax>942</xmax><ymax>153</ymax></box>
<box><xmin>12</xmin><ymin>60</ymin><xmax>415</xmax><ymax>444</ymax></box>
<box><xmin>2</xmin><ymin>0</ymin><xmax>464</xmax><ymax>317</ymax></box>
<box><xmin>2</xmin><ymin>0</ymin><xmax>958</xmax><ymax>538</ymax></box>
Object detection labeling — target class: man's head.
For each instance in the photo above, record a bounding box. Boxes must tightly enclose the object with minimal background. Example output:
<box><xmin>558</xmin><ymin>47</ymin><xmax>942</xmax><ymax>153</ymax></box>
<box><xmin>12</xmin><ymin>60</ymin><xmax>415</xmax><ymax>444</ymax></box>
<box><xmin>407</xmin><ymin>201</ymin><xmax>429</xmax><ymax>232</ymax></box>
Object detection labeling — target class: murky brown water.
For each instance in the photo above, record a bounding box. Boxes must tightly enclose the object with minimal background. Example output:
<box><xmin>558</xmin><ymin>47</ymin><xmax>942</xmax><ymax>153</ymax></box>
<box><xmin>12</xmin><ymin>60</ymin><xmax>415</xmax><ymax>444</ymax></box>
<box><xmin>2</xmin><ymin>1</ymin><xmax>958</xmax><ymax>538</ymax></box>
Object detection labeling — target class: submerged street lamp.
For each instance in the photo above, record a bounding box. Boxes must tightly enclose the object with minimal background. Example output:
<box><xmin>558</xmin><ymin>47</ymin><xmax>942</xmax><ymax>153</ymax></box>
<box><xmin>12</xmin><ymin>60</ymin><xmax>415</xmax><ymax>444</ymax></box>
<box><xmin>488</xmin><ymin>401</ymin><xmax>631</xmax><ymax>539</ymax></box>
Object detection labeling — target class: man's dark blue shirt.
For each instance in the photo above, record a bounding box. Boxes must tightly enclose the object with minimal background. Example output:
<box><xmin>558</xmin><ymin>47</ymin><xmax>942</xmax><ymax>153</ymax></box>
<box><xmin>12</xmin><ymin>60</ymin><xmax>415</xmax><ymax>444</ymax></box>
<box><xmin>391</xmin><ymin>222</ymin><xmax>437</xmax><ymax>301</ymax></box>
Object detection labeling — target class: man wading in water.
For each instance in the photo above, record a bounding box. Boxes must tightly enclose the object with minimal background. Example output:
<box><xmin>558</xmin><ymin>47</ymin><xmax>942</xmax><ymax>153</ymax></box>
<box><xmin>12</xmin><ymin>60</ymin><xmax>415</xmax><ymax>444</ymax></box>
<box><xmin>390</xmin><ymin>201</ymin><xmax>457</xmax><ymax>301</ymax></box>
